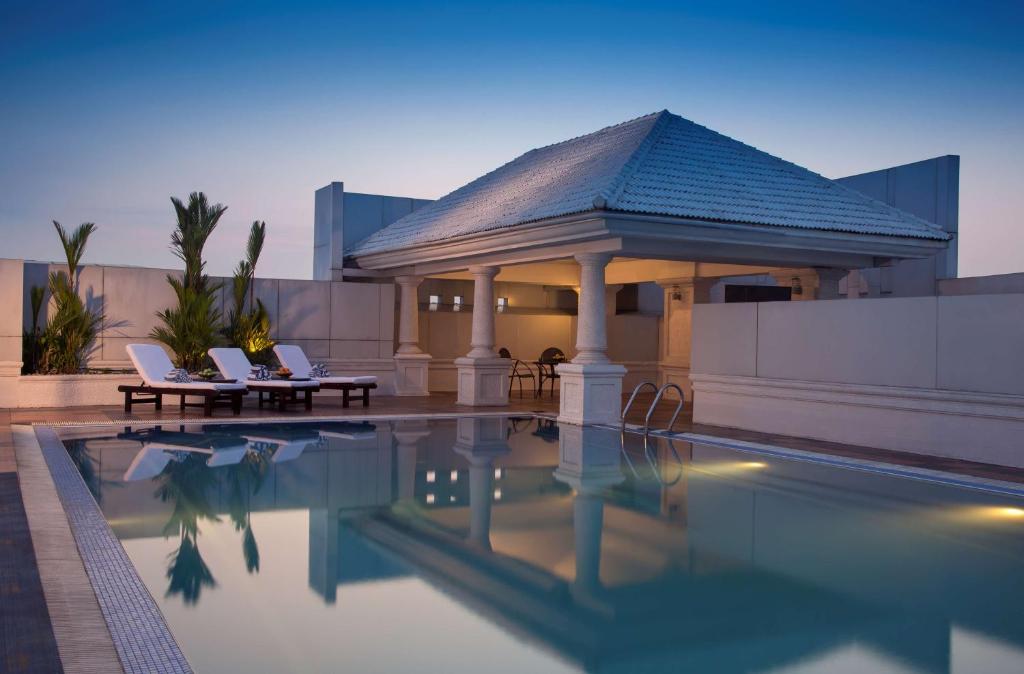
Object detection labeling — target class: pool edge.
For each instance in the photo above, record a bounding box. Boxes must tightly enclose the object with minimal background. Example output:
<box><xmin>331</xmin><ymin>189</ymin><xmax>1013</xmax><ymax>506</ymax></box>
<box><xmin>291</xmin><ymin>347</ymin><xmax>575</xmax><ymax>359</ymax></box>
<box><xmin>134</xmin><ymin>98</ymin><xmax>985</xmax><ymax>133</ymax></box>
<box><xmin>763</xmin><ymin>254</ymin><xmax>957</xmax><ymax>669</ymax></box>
<box><xmin>17</xmin><ymin>424</ymin><xmax>192</xmax><ymax>674</ymax></box>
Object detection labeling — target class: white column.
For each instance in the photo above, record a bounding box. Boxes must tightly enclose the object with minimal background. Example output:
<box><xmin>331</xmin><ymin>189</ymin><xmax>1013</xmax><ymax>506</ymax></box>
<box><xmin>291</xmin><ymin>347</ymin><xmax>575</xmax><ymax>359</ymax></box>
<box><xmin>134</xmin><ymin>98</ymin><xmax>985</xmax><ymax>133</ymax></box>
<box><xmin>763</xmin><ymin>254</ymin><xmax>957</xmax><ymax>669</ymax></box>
<box><xmin>467</xmin><ymin>266</ymin><xmax>499</xmax><ymax>358</ymax></box>
<box><xmin>395</xmin><ymin>275</ymin><xmax>424</xmax><ymax>354</ymax></box>
<box><xmin>393</xmin><ymin>276</ymin><xmax>431</xmax><ymax>396</ymax></box>
<box><xmin>557</xmin><ymin>253</ymin><xmax>627</xmax><ymax>425</ymax></box>
<box><xmin>573</xmin><ymin>253</ymin><xmax>612</xmax><ymax>364</ymax></box>
<box><xmin>455</xmin><ymin>266</ymin><xmax>509</xmax><ymax>406</ymax></box>
<box><xmin>656</xmin><ymin>277</ymin><xmax>710</xmax><ymax>402</ymax></box>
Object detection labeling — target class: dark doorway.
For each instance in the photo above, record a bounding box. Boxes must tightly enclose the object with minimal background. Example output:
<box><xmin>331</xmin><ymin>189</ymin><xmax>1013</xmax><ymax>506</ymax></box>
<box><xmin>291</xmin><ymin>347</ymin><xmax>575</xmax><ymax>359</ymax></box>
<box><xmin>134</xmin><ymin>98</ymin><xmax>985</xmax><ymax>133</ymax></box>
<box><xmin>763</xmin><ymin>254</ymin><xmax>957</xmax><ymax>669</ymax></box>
<box><xmin>724</xmin><ymin>284</ymin><xmax>792</xmax><ymax>303</ymax></box>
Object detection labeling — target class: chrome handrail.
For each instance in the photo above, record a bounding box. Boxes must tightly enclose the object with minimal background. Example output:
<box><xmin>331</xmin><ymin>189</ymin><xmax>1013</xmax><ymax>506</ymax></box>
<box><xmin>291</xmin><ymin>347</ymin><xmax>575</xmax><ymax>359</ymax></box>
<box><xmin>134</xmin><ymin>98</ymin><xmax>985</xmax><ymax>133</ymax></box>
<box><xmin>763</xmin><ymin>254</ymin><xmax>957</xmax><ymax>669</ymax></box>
<box><xmin>643</xmin><ymin>383</ymin><xmax>685</xmax><ymax>437</ymax></box>
<box><xmin>622</xmin><ymin>381</ymin><xmax>659</xmax><ymax>433</ymax></box>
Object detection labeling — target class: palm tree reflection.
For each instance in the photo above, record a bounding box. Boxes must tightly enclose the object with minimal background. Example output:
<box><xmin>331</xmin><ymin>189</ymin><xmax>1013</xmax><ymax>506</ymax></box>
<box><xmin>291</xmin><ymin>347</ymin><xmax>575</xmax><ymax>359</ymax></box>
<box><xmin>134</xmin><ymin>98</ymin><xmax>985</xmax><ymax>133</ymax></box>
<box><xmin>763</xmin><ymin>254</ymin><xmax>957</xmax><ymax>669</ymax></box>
<box><xmin>156</xmin><ymin>452</ymin><xmax>221</xmax><ymax>605</ymax></box>
<box><xmin>227</xmin><ymin>450</ymin><xmax>270</xmax><ymax>574</ymax></box>
<box><xmin>153</xmin><ymin>444</ymin><xmax>273</xmax><ymax>604</ymax></box>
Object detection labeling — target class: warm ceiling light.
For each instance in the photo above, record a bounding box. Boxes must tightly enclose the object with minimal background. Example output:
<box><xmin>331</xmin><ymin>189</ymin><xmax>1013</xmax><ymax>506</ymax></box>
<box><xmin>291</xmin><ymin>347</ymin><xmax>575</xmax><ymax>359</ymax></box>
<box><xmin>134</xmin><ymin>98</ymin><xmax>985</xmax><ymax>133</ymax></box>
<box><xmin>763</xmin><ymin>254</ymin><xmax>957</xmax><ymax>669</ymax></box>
<box><xmin>426</xmin><ymin>470</ymin><xmax>436</xmax><ymax>483</ymax></box>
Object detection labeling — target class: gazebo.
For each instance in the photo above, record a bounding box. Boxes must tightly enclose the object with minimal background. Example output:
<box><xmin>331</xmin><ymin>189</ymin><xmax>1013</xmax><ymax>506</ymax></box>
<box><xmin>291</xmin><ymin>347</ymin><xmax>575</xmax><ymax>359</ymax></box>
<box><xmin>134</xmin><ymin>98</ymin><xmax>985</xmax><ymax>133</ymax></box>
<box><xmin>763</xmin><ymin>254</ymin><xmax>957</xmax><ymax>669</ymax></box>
<box><xmin>346</xmin><ymin>110</ymin><xmax>948</xmax><ymax>424</ymax></box>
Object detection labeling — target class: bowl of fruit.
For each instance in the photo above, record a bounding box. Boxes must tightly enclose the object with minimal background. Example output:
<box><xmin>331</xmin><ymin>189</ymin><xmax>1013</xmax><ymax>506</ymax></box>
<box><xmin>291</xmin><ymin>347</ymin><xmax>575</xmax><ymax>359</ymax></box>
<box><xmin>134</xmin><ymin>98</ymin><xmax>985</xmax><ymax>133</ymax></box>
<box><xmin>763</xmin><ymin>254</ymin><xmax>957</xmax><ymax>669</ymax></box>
<box><xmin>275</xmin><ymin>367</ymin><xmax>293</xmax><ymax>380</ymax></box>
<box><xmin>197</xmin><ymin>368</ymin><xmax>218</xmax><ymax>381</ymax></box>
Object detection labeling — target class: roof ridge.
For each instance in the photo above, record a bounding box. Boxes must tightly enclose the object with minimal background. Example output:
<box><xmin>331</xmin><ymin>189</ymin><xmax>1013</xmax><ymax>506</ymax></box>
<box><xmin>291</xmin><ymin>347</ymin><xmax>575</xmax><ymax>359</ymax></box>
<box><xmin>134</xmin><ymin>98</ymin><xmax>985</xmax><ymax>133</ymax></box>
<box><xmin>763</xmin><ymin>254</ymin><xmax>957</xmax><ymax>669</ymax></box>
<box><xmin>595</xmin><ymin>110</ymin><xmax>673</xmax><ymax>209</ymax></box>
<box><xmin>529</xmin><ymin>110</ymin><xmax>663</xmax><ymax>155</ymax></box>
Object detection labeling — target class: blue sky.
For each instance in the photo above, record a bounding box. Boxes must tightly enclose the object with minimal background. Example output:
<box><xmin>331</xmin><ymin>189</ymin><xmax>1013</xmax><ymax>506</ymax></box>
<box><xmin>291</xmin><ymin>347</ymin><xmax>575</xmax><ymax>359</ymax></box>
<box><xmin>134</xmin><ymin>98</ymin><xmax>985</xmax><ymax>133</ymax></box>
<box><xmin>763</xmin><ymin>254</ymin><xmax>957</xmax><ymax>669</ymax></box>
<box><xmin>2</xmin><ymin>1</ymin><xmax>1021</xmax><ymax>278</ymax></box>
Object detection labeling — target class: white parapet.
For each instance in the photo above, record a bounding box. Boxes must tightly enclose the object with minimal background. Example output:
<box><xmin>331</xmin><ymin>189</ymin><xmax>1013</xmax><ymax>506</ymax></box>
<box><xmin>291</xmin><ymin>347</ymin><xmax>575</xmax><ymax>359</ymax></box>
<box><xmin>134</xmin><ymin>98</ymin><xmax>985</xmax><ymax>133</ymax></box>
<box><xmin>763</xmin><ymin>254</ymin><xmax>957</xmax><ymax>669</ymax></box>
<box><xmin>691</xmin><ymin>373</ymin><xmax>1024</xmax><ymax>469</ymax></box>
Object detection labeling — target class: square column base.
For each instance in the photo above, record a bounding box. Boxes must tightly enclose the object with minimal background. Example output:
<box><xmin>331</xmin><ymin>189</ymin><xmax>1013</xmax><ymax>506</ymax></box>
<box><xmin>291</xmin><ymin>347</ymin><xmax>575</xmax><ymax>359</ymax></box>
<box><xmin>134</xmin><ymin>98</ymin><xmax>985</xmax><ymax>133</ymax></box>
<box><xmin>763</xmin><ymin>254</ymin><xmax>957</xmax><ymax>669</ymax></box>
<box><xmin>557</xmin><ymin>362</ymin><xmax>627</xmax><ymax>426</ymax></box>
<box><xmin>455</xmin><ymin>357</ymin><xmax>510</xmax><ymax>406</ymax></box>
<box><xmin>394</xmin><ymin>353</ymin><xmax>431</xmax><ymax>396</ymax></box>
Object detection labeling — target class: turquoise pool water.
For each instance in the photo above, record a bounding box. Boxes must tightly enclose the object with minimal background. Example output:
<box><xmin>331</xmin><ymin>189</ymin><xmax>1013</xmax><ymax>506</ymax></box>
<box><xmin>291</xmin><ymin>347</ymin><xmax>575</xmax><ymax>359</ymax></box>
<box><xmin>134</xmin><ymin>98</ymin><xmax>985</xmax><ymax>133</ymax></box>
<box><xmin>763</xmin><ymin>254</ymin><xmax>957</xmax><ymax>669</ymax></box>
<box><xmin>62</xmin><ymin>416</ymin><xmax>1024</xmax><ymax>673</ymax></box>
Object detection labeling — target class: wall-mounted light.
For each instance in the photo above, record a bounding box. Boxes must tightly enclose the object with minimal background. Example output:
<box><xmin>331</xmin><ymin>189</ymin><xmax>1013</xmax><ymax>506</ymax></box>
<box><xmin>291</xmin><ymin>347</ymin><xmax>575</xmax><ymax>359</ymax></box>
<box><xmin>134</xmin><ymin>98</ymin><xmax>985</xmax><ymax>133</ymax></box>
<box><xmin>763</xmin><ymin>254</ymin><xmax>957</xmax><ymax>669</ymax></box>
<box><xmin>671</xmin><ymin>286</ymin><xmax>682</xmax><ymax>301</ymax></box>
<box><xmin>426</xmin><ymin>493</ymin><xmax>435</xmax><ymax>504</ymax></box>
<box><xmin>453</xmin><ymin>295</ymin><xmax>464</xmax><ymax>311</ymax></box>
<box><xmin>496</xmin><ymin>297</ymin><xmax>509</xmax><ymax>313</ymax></box>
<box><xmin>428</xmin><ymin>294</ymin><xmax>441</xmax><ymax>311</ymax></box>
<box><xmin>494</xmin><ymin>468</ymin><xmax>502</xmax><ymax>479</ymax></box>
<box><xmin>450</xmin><ymin>469</ymin><xmax>459</xmax><ymax>482</ymax></box>
<box><xmin>493</xmin><ymin>488</ymin><xmax>502</xmax><ymax>501</ymax></box>
<box><xmin>791</xmin><ymin>277</ymin><xmax>803</xmax><ymax>296</ymax></box>
<box><xmin>426</xmin><ymin>470</ymin><xmax>436</xmax><ymax>483</ymax></box>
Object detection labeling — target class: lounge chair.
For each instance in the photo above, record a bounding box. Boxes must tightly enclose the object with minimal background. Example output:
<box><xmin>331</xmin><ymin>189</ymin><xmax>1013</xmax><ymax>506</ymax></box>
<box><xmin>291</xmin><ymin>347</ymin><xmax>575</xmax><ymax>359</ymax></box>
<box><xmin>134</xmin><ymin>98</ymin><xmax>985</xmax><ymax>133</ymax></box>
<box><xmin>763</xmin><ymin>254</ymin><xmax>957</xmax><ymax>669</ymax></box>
<box><xmin>120</xmin><ymin>344</ymin><xmax>247</xmax><ymax>417</ymax></box>
<box><xmin>209</xmin><ymin>347</ymin><xmax>319</xmax><ymax>411</ymax></box>
<box><xmin>273</xmin><ymin>345</ymin><xmax>378</xmax><ymax>408</ymax></box>
<box><xmin>229</xmin><ymin>424</ymin><xmax>322</xmax><ymax>464</ymax></box>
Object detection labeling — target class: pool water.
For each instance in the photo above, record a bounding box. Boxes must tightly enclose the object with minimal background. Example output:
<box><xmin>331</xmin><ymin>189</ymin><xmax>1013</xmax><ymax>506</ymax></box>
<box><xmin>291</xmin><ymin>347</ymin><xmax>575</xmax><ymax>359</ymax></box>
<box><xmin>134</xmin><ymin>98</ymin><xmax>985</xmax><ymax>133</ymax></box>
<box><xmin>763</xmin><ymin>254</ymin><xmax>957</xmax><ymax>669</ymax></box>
<box><xmin>62</xmin><ymin>416</ymin><xmax>1024</xmax><ymax>673</ymax></box>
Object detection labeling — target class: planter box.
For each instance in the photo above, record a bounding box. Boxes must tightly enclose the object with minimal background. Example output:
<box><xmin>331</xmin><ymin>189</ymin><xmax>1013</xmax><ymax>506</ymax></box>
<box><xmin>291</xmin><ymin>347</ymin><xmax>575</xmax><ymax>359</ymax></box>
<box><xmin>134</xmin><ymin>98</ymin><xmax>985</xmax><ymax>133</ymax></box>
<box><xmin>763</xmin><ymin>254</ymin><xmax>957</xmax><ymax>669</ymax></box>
<box><xmin>1</xmin><ymin>358</ymin><xmax>398</xmax><ymax>409</ymax></box>
<box><xmin>5</xmin><ymin>374</ymin><xmax>140</xmax><ymax>409</ymax></box>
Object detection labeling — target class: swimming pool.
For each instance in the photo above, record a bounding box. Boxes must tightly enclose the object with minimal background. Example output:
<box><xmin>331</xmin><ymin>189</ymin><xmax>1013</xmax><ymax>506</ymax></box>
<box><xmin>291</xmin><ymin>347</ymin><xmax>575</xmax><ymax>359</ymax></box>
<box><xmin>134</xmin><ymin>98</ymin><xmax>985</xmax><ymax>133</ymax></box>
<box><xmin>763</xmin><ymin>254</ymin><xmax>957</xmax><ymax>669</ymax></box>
<box><xmin>59</xmin><ymin>416</ymin><xmax>1024</xmax><ymax>673</ymax></box>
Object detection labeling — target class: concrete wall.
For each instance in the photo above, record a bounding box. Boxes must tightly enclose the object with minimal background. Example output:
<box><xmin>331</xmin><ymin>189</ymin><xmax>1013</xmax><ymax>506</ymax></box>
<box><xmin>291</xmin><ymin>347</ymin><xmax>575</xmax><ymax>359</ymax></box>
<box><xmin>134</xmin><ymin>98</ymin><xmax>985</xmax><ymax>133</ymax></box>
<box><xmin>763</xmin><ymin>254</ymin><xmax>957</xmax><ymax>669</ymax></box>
<box><xmin>20</xmin><ymin>261</ymin><xmax>396</xmax><ymax>370</ymax></box>
<box><xmin>691</xmin><ymin>295</ymin><xmax>1024</xmax><ymax>467</ymax></box>
<box><xmin>837</xmin><ymin>155</ymin><xmax>959</xmax><ymax>296</ymax></box>
<box><xmin>313</xmin><ymin>182</ymin><xmax>432</xmax><ymax>281</ymax></box>
<box><xmin>4</xmin><ymin>260</ymin><xmax>397</xmax><ymax>406</ymax></box>
<box><xmin>0</xmin><ymin>259</ymin><xmax>24</xmax><ymax>376</ymax></box>
<box><xmin>938</xmin><ymin>272</ymin><xmax>1024</xmax><ymax>296</ymax></box>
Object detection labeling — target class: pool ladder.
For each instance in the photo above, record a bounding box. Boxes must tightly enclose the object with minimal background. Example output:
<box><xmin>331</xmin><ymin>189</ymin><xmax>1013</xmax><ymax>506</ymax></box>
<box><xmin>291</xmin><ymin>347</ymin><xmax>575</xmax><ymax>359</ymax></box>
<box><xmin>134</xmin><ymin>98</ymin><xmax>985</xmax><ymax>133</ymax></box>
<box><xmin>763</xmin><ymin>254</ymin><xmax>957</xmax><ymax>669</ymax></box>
<box><xmin>621</xmin><ymin>381</ymin><xmax>685</xmax><ymax>437</ymax></box>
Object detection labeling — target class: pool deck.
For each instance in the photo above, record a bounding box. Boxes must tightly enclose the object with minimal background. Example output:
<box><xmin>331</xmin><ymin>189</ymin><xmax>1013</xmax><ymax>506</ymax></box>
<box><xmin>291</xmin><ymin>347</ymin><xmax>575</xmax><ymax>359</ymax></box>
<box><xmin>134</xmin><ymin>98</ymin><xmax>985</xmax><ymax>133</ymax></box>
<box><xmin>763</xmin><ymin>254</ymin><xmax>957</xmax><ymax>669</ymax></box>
<box><xmin>4</xmin><ymin>391</ymin><xmax>1024</xmax><ymax>672</ymax></box>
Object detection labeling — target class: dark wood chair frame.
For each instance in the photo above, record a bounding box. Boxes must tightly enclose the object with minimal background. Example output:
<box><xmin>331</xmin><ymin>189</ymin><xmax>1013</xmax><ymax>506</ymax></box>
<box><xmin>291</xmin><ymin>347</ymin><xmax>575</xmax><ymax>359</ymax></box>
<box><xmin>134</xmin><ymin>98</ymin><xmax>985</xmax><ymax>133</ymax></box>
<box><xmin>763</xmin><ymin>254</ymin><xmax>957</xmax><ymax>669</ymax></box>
<box><xmin>117</xmin><ymin>384</ymin><xmax>247</xmax><ymax>417</ymax></box>
<box><xmin>313</xmin><ymin>382</ymin><xmax>377</xmax><ymax>408</ymax></box>
<box><xmin>251</xmin><ymin>384</ymin><xmax>320</xmax><ymax>412</ymax></box>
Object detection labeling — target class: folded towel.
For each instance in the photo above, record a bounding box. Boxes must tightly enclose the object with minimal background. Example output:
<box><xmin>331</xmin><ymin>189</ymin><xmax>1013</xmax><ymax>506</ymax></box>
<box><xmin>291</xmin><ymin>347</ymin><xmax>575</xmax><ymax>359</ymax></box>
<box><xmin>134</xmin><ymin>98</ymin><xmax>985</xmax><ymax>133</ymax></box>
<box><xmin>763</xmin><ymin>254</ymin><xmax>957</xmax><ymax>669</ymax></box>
<box><xmin>311</xmin><ymin>362</ymin><xmax>331</xmax><ymax>378</ymax></box>
<box><xmin>164</xmin><ymin>369</ymin><xmax>193</xmax><ymax>384</ymax></box>
<box><xmin>248</xmin><ymin>364</ymin><xmax>271</xmax><ymax>381</ymax></box>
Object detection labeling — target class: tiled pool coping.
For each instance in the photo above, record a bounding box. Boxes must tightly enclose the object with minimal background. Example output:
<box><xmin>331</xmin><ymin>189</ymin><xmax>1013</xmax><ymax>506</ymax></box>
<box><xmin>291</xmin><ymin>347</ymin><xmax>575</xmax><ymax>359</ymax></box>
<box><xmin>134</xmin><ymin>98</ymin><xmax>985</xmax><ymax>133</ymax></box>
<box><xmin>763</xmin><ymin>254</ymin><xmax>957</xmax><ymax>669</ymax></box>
<box><xmin>19</xmin><ymin>425</ymin><xmax>192</xmax><ymax>674</ymax></box>
<box><xmin>17</xmin><ymin>411</ymin><xmax>1024</xmax><ymax>672</ymax></box>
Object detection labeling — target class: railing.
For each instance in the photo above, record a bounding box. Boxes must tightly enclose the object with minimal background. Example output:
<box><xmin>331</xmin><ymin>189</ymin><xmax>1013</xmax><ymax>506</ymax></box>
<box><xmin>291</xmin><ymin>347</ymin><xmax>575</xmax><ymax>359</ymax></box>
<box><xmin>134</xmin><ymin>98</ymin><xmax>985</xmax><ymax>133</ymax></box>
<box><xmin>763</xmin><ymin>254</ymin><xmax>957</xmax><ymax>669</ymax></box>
<box><xmin>622</xmin><ymin>381</ymin><xmax>685</xmax><ymax>438</ymax></box>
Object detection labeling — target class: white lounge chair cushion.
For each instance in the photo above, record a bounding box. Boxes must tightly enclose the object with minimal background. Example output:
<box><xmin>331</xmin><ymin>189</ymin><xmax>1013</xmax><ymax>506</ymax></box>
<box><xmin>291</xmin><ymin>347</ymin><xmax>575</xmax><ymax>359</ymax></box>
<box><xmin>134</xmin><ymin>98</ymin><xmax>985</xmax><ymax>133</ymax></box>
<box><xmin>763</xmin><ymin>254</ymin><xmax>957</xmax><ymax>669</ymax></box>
<box><xmin>209</xmin><ymin>347</ymin><xmax>317</xmax><ymax>388</ymax></box>
<box><xmin>206</xmin><ymin>446</ymin><xmax>250</xmax><ymax>468</ymax></box>
<box><xmin>123</xmin><ymin>446</ymin><xmax>173</xmax><ymax>481</ymax></box>
<box><xmin>273</xmin><ymin>345</ymin><xmax>377</xmax><ymax>385</ymax></box>
<box><xmin>318</xmin><ymin>376</ymin><xmax>378</xmax><ymax>385</ymax></box>
<box><xmin>126</xmin><ymin>344</ymin><xmax>246</xmax><ymax>390</ymax></box>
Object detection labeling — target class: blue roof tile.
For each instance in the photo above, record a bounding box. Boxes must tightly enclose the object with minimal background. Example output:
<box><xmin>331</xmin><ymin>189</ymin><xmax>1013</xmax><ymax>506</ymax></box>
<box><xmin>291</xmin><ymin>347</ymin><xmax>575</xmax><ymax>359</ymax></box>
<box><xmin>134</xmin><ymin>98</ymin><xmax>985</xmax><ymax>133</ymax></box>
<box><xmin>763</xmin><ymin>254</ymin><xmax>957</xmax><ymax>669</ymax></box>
<box><xmin>348</xmin><ymin>110</ymin><xmax>948</xmax><ymax>257</ymax></box>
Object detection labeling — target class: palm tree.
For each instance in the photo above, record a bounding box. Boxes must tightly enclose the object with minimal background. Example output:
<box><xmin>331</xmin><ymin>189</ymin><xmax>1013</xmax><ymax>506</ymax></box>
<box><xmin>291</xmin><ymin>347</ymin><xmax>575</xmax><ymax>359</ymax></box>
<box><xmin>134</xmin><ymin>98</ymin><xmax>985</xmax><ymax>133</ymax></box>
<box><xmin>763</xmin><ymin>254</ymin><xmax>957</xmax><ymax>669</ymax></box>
<box><xmin>39</xmin><ymin>221</ymin><xmax>104</xmax><ymax>373</ymax></box>
<box><xmin>151</xmin><ymin>193</ymin><xmax>227</xmax><ymax>371</ymax></box>
<box><xmin>226</xmin><ymin>220</ymin><xmax>273</xmax><ymax>363</ymax></box>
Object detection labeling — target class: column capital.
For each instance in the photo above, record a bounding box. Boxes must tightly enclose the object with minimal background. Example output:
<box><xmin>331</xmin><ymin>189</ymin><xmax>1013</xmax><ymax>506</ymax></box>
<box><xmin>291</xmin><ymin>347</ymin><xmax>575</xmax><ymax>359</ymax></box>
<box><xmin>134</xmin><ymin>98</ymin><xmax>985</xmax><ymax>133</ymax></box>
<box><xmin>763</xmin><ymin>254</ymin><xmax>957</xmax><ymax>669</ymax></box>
<box><xmin>394</xmin><ymin>274</ymin><xmax>424</xmax><ymax>287</ymax></box>
<box><xmin>574</xmin><ymin>252</ymin><xmax>613</xmax><ymax>267</ymax></box>
<box><xmin>467</xmin><ymin>265</ymin><xmax>500</xmax><ymax>278</ymax></box>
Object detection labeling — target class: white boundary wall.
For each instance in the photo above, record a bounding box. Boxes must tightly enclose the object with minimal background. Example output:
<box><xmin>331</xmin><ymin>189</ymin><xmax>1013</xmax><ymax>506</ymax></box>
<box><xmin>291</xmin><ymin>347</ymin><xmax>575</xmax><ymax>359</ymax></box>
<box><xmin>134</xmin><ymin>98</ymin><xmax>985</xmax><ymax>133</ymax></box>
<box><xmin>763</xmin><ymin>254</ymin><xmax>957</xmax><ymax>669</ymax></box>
<box><xmin>1</xmin><ymin>259</ymin><xmax>396</xmax><ymax>406</ymax></box>
<box><xmin>691</xmin><ymin>295</ymin><xmax>1024</xmax><ymax>467</ymax></box>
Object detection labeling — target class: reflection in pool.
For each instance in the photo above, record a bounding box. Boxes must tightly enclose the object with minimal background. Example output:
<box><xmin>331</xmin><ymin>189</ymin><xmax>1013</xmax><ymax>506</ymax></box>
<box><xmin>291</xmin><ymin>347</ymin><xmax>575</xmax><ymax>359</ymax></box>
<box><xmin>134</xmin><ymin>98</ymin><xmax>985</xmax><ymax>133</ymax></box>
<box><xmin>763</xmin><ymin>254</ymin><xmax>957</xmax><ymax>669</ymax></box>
<box><xmin>62</xmin><ymin>417</ymin><xmax>1024</xmax><ymax>673</ymax></box>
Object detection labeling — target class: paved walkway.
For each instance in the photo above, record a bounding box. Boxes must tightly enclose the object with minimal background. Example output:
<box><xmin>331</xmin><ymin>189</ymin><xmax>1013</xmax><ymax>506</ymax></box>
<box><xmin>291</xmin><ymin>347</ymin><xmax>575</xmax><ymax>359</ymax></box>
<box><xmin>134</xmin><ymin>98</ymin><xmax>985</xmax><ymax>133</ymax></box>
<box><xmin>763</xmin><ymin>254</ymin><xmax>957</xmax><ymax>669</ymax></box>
<box><xmin>0</xmin><ymin>412</ymin><xmax>63</xmax><ymax>673</ymax></box>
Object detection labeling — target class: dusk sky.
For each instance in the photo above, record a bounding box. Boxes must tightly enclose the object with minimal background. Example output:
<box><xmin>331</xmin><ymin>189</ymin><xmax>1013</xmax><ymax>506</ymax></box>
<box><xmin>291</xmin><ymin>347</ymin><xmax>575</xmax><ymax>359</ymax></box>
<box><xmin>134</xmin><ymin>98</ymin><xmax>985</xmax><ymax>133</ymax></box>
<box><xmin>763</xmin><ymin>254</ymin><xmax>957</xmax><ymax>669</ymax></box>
<box><xmin>2</xmin><ymin>1</ymin><xmax>1021</xmax><ymax>279</ymax></box>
